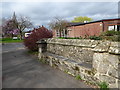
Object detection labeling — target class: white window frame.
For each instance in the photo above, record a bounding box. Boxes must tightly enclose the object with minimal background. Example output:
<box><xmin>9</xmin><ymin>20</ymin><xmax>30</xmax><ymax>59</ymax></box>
<box><xmin>115</xmin><ymin>25</ymin><xmax>117</xmax><ymax>31</ymax></box>
<box><xmin>56</xmin><ymin>30</ymin><xmax>60</xmax><ymax>37</ymax></box>
<box><xmin>108</xmin><ymin>25</ymin><xmax>114</xmax><ymax>31</ymax></box>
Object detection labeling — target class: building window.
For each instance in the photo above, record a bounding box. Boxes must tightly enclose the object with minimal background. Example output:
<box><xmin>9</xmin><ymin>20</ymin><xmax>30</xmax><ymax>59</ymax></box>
<box><xmin>67</xmin><ymin>28</ymin><xmax>72</xmax><ymax>31</ymax></box>
<box><xmin>61</xmin><ymin>29</ymin><xmax>66</xmax><ymax>37</ymax></box>
<box><xmin>61</xmin><ymin>30</ymin><xmax>63</xmax><ymax>37</ymax></box>
<box><xmin>108</xmin><ymin>25</ymin><xmax>120</xmax><ymax>31</ymax></box>
<box><xmin>65</xmin><ymin>30</ymin><xmax>68</xmax><ymax>37</ymax></box>
<box><xmin>25</xmin><ymin>33</ymin><xmax>31</xmax><ymax>38</ymax></box>
<box><xmin>56</xmin><ymin>29</ymin><xmax>68</xmax><ymax>37</ymax></box>
<box><xmin>117</xmin><ymin>25</ymin><xmax>120</xmax><ymax>31</ymax></box>
<box><xmin>56</xmin><ymin>30</ymin><xmax>60</xmax><ymax>37</ymax></box>
<box><xmin>108</xmin><ymin>25</ymin><xmax>114</xmax><ymax>31</ymax></box>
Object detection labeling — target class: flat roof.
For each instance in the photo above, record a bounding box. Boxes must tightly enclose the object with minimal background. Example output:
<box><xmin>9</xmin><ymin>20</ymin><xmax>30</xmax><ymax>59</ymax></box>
<box><xmin>68</xmin><ymin>18</ymin><xmax>120</xmax><ymax>27</ymax></box>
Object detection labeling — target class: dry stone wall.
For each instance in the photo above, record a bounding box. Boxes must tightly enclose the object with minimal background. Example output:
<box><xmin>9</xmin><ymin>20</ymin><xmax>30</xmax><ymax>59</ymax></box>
<box><xmin>37</xmin><ymin>38</ymin><xmax>120</xmax><ymax>88</ymax></box>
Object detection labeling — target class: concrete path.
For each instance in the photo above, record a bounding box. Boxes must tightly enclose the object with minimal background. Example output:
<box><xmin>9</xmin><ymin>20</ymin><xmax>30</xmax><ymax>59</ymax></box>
<box><xmin>2</xmin><ymin>43</ymin><xmax>92</xmax><ymax>88</ymax></box>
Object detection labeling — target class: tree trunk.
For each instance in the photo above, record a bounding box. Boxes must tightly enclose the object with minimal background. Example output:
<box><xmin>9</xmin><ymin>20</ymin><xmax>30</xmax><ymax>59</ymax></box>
<box><xmin>59</xmin><ymin>30</ymin><xmax>62</xmax><ymax>37</ymax></box>
<box><xmin>20</xmin><ymin>34</ymin><xmax>22</xmax><ymax>40</ymax></box>
<box><xmin>19</xmin><ymin>30</ymin><xmax>22</xmax><ymax>40</ymax></box>
<box><xmin>59</xmin><ymin>27</ymin><xmax>62</xmax><ymax>37</ymax></box>
<box><xmin>11</xmin><ymin>33</ymin><xmax>13</xmax><ymax>38</ymax></box>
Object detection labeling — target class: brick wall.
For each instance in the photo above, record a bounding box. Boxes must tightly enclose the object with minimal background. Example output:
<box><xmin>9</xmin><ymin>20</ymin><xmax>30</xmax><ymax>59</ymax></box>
<box><xmin>103</xmin><ymin>20</ymin><xmax>120</xmax><ymax>32</ymax></box>
<box><xmin>52</xmin><ymin>19</ymin><xmax>120</xmax><ymax>38</ymax></box>
<box><xmin>67</xmin><ymin>22</ymin><xmax>103</xmax><ymax>37</ymax></box>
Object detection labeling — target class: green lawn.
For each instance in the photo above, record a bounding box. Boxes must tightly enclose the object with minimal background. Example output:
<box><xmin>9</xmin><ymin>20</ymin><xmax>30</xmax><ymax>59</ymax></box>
<box><xmin>0</xmin><ymin>38</ymin><xmax>23</xmax><ymax>43</ymax></box>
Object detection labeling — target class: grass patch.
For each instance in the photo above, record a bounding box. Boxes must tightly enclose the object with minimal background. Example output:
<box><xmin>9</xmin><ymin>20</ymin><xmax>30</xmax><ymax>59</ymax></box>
<box><xmin>27</xmin><ymin>50</ymin><xmax>38</xmax><ymax>56</ymax></box>
<box><xmin>98</xmin><ymin>82</ymin><xmax>109</xmax><ymax>90</ymax></box>
<box><xmin>75</xmin><ymin>75</ymin><xmax>82</xmax><ymax>80</ymax></box>
<box><xmin>28</xmin><ymin>50</ymin><xmax>38</xmax><ymax>54</ymax></box>
<box><xmin>38</xmin><ymin>59</ymin><xmax>47</xmax><ymax>64</ymax></box>
<box><xmin>64</xmin><ymin>70</ymin><xmax>68</xmax><ymax>73</ymax></box>
<box><xmin>1</xmin><ymin>38</ymin><xmax>23</xmax><ymax>43</ymax></box>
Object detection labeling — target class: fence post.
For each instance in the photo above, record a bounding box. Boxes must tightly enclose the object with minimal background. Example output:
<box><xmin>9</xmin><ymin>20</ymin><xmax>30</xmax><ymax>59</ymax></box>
<box><xmin>37</xmin><ymin>39</ymin><xmax>47</xmax><ymax>59</ymax></box>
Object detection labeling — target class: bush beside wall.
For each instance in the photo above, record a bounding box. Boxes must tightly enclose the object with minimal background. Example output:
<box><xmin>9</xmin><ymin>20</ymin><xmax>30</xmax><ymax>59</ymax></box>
<box><xmin>24</xmin><ymin>26</ymin><xmax>53</xmax><ymax>51</ymax></box>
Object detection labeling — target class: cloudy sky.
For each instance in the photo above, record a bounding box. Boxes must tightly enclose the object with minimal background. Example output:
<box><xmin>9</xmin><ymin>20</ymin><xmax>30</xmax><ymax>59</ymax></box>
<box><xmin>1</xmin><ymin>1</ymin><xmax>119</xmax><ymax>29</ymax></box>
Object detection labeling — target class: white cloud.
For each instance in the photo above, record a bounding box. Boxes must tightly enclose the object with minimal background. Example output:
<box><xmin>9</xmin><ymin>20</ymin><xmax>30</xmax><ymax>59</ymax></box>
<box><xmin>1</xmin><ymin>0</ymin><xmax>120</xmax><ymax>2</ymax></box>
<box><xmin>1</xmin><ymin>2</ymin><xmax>119</xmax><ymax>28</ymax></box>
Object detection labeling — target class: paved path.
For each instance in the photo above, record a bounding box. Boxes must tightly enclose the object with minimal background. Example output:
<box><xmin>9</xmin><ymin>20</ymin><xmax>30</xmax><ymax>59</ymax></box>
<box><xmin>2</xmin><ymin>43</ymin><xmax>92</xmax><ymax>88</ymax></box>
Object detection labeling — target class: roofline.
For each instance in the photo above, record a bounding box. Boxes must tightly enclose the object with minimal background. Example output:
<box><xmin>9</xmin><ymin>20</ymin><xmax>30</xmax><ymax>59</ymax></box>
<box><xmin>68</xmin><ymin>18</ymin><xmax>120</xmax><ymax>27</ymax></box>
<box><xmin>101</xmin><ymin>18</ymin><xmax>120</xmax><ymax>21</ymax></box>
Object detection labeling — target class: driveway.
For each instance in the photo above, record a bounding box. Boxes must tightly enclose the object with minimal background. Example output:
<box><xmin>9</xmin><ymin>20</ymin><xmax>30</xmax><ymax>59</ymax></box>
<box><xmin>2</xmin><ymin>43</ymin><xmax>92</xmax><ymax>88</ymax></box>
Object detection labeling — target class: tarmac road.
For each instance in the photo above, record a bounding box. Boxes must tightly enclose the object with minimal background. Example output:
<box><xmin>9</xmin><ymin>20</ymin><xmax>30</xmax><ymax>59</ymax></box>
<box><xmin>2</xmin><ymin>43</ymin><xmax>92</xmax><ymax>88</ymax></box>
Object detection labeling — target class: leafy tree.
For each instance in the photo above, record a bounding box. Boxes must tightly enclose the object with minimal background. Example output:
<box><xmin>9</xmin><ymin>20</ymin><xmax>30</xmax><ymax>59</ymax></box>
<box><xmin>71</xmin><ymin>16</ymin><xmax>93</xmax><ymax>23</ymax></box>
<box><xmin>48</xmin><ymin>17</ymin><xmax>69</xmax><ymax>37</ymax></box>
<box><xmin>2</xmin><ymin>17</ymin><xmax>17</xmax><ymax>37</ymax></box>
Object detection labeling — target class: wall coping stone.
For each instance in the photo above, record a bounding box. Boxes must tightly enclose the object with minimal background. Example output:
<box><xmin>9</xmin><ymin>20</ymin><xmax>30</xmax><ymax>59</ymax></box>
<box><xmin>40</xmin><ymin>38</ymin><xmax>119</xmax><ymax>54</ymax></box>
<box><xmin>46</xmin><ymin>38</ymin><xmax>99</xmax><ymax>48</ymax></box>
<box><xmin>92</xmin><ymin>41</ymin><xmax>111</xmax><ymax>52</ymax></box>
<box><xmin>37</xmin><ymin>38</ymin><xmax>120</xmax><ymax>54</ymax></box>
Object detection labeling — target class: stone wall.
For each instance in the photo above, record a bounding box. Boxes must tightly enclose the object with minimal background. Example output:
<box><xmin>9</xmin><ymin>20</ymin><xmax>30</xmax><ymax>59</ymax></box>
<box><xmin>37</xmin><ymin>38</ymin><xmax>120</xmax><ymax>88</ymax></box>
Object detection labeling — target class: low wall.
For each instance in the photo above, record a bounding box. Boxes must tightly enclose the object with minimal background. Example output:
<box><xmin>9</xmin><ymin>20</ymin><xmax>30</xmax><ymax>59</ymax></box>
<box><xmin>37</xmin><ymin>38</ymin><xmax>120</xmax><ymax>88</ymax></box>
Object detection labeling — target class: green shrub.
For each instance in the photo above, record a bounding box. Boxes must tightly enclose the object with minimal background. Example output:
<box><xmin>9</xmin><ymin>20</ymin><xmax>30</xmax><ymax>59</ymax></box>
<box><xmin>74</xmin><ymin>37</ymin><xmax>80</xmax><ymax>39</ymax></box>
<box><xmin>100</xmin><ymin>31</ymin><xmax>120</xmax><ymax>41</ymax></box>
<box><xmin>98</xmin><ymin>82</ymin><xmax>109</xmax><ymax>90</ymax></box>
<box><xmin>102</xmin><ymin>31</ymin><xmax>120</xmax><ymax>36</ymax></box>
<box><xmin>58</xmin><ymin>37</ymin><xmax>82</xmax><ymax>39</ymax></box>
<box><xmin>66</xmin><ymin>37</ymin><xmax>77</xmax><ymax>39</ymax></box>
<box><xmin>89</xmin><ymin>36</ymin><xmax>102</xmax><ymax>40</ymax></box>
<box><xmin>58</xmin><ymin>37</ymin><xmax>66</xmax><ymax>39</ymax></box>
<box><xmin>101</xmin><ymin>35</ymin><xmax>120</xmax><ymax>42</ymax></box>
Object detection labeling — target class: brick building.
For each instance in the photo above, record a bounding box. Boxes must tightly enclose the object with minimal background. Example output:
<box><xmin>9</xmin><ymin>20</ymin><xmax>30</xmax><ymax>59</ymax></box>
<box><xmin>53</xmin><ymin>18</ymin><xmax>120</xmax><ymax>38</ymax></box>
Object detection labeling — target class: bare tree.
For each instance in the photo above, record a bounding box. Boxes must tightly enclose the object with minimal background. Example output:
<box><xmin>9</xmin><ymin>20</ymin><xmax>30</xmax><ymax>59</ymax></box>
<box><xmin>48</xmin><ymin>17</ymin><xmax>69</xmax><ymax>37</ymax></box>
<box><xmin>16</xmin><ymin>16</ymin><xmax>33</xmax><ymax>39</ymax></box>
<box><xmin>2</xmin><ymin>12</ymin><xmax>33</xmax><ymax>39</ymax></box>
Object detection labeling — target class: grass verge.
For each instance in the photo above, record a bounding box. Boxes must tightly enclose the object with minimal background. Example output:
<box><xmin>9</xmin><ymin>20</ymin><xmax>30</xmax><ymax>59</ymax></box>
<box><xmin>0</xmin><ymin>38</ymin><xmax>23</xmax><ymax>43</ymax></box>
